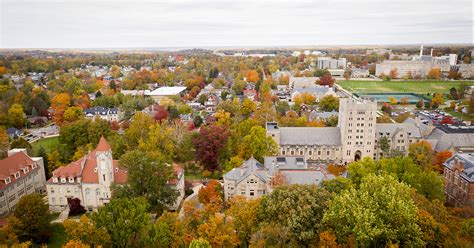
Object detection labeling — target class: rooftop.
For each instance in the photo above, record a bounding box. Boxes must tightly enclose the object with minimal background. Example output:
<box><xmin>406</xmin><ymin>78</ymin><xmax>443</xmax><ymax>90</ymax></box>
<box><xmin>146</xmin><ymin>86</ymin><xmax>187</xmax><ymax>96</ymax></box>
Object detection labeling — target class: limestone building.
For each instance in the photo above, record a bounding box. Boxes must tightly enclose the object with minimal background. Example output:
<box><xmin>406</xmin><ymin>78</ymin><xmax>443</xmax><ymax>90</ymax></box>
<box><xmin>0</xmin><ymin>149</ymin><xmax>46</xmax><ymax>217</ymax></box>
<box><xmin>47</xmin><ymin>137</ymin><xmax>127</xmax><ymax>212</ymax></box>
<box><xmin>223</xmin><ymin>156</ymin><xmax>335</xmax><ymax>200</ymax></box>
<box><xmin>267</xmin><ymin>98</ymin><xmax>430</xmax><ymax>164</ymax></box>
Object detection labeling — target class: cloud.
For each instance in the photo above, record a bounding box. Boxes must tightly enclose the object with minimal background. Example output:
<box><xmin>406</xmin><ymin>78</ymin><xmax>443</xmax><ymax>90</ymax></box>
<box><xmin>1</xmin><ymin>0</ymin><xmax>472</xmax><ymax>48</ymax></box>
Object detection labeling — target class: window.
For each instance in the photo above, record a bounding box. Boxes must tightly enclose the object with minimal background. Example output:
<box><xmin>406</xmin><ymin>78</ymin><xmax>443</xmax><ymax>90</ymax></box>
<box><xmin>299</xmin><ymin>151</ymin><xmax>303</xmax><ymax>155</ymax></box>
<box><xmin>309</xmin><ymin>151</ymin><xmax>312</xmax><ymax>155</ymax></box>
<box><xmin>61</xmin><ymin>177</ymin><xmax>66</xmax><ymax>183</ymax></box>
<box><xmin>23</xmin><ymin>167</ymin><xmax>29</xmax><ymax>173</ymax></box>
<box><xmin>69</xmin><ymin>177</ymin><xmax>74</xmax><ymax>183</ymax></box>
<box><xmin>327</xmin><ymin>151</ymin><xmax>330</xmax><ymax>155</ymax></box>
<box><xmin>318</xmin><ymin>151</ymin><xmax>321</xmax><ymax>155</ymax></box>
<box><xmin>67</xmin><ymin>188</ymin><xmax>71</xmax><ymax>193</ymax></box>
<box><xmin>4</xmin><ymin>177</ymin><xmax>11</xmax><ymax>185</ymax></box>
<box><xmin>14</xmin><ymin>172</ymin><xmax>20</xmax><ymax>179</ymax></box>
<box><xmin>282</xmin><ymin>151</ymin><xmax>286</xmax><ymax>155</ymax></box>
<box><xmin>51</xmin><ymin>197</ymin><xmax>56</xmax><ymax>204</ymax></box>
<box><xmin>50</xmin><ymin>187</ymin><xmax>54</xmax><ymax>193</ymax></box>
<box><xmin>86</xmin><ymin>188</ymin><xmax>91</xmax><ymax>195</ymax></box>
<box><xmin>291</xmin><ymin>151</ymin><xmax>294</xmax><ymax>155</ymax></box>
<box><xmin>103</xmin><ymin>174</ymin><xmax>106</xmax><ymax>182</ymax></box>
<box><xmin>249</xmin><ymin>190</ymin><xmax>255</xmax><ymax>196</ymax></box>
<box><xmin>32</xmin><ymin>163</ymin><xmax>37</xmax><ymax>169</ymax></box>
<box><xmin>241</xmin><ymin>191</ymin><xmax>245</xmax><ymax>195</ymax></box>
<box><xmin>53</xmin><ymin>177</ymin><xmax>58</xmax><ymax>183</ymax></box>
<box><xmin>0</xmin><ymin>191</ymin><xmax>4</xmax><ymax>197</ymax></box>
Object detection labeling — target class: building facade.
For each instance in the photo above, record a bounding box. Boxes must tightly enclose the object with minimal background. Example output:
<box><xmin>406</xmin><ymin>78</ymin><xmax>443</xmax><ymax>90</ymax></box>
<box><xmin>443</xmin><ymin>152</ymin><xmax>474</xmax><ymax>207</ymax></box>
<box><xmin>84</xmin><ymin>107</ymin><xmax>122</xmax><ymax>122</ymax></box>
<box><xmin>47</xmin><ymin>137</ymin><xmax>127</xmax><ymax>212</ymax></box>
<box><xmin>267</xmin><ymin>98</ymin><xmax>432</xmax><ymax>165</ymax></box>
<box><xmin>0</xmin><ymin>149</ymin><xmax>46</xmax><ymax>217</ymax></box>
<box><xmin>223</xmin><ymin>156</ymin><xmax>334</xmax><ymax>200</ymax></box>
<box><xmin>317</xmin><ymin>57</ymin><xmax>347</xmax><ymax>69</ymax></box>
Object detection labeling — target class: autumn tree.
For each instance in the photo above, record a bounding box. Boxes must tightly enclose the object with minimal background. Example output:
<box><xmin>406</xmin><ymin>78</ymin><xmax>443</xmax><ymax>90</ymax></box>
<box><xmin>319</xmin><ymin>95</ymin><xmax>339</xmax><ymax>112</ymax></box>
<box><xmin>433</xmin><ymin>150</ymin><xmax>452</xmax><ymax>173</ymax></box>
<box><xmin>193</xmin><ymin>124</ymin><xmax>229</xmax><ymax>172</ymax></box>
<box><xmin>8</xmin><ymin>104</ymin><xmax>26</xmax><ymax>128</ymax></box>
<box><xmin>241</xmin><ymin>98</ymin><xmax>257</xmax><ymax>118</ymax></box>
<box><xmin>246</xmin><ymin>70</ymin><xmax>259</xmax><ymax>83</ymax></box>
<box><xmin>427</xmin><ymin>68</ymin><xmax>442</xmax><ymax>80</ymax></box>
<box><xmin>189</xmin><ymin>238</ymin><xmax>212</xmax><ymax>248</ymax></box>
<box><xmin>197</xmin><ymin>213</ymin><xmax>240</xmax><ymax>247</ymax></box>
<box><xmin>389</xmin><ymin>68</ymin><xmax>398</xmax><ymax>79</ymax></box>
<box><xmin>0</xmin><ymin>126</ymin><xmax>9</xmax><ymax>159</ymax></box>
<box><xmin>323</xmin><ymin>174</ymin><xmax>424</xmax><ymax>247</ymax></box>
<box><xmin>63</xmin><ymin>106</ymin><xmax>84</xmax><ymax>123</ymax></box>
<box><xmin>294</xmin><ymin>92</ymin><xmax>316</xmax><ymax>105</ymax></box>
<box><xmin>409</xmin><ymin>141</ymin><xmax>434</xmax><ymax>170</ymax></box>
<box><xmin>10</xmin><ymin>193</ymin><xmax>51</xmax><ymax>244</ymax></box>
<box><xmin>317</xmin><ymin>74</ymin><xmax>335</xmax><ymax>86</ymax></box>
<box><xmin>226</xmin><ymin>196</ymin><xmax>261</xmax><ymax>246</ymax></box>
<box><xmin>91</xmin><ymin>197</ymin><xmax>150</xmax><ymax>248</ymax></box>
<box><xmin>63</xmin><ymin>215</ymin><xmax>111</xmax><ymax>247</ymax></box>
<box><xmin>51</xmin><ymin>93</ymin><xmax>71</xmax><ymax>124</ymax></box>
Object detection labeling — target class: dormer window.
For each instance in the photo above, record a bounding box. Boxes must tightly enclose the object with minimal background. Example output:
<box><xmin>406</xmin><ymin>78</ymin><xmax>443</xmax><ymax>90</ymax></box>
<box><xmin>53</xmin><ymin>177</ymin><xmax>58</xmax><ymax>183</ymax></box>
<box><xmin>61</xmin><ymin>177</ymin><xmax>66</xmax><ymax>183</ymax></box>
<box><xmin>32</xmin><ymin>163</ymin><xmax>37</xmax><ymax>169</ymax></box>
<box><xmin>69</xmin><ymin>177</ymin><xmax>74</xmax><ymax>183</ymax></box>
<box><xmin>115</xmin><ymin>167</ymin><xmax>119</xmax><ymax>172</ymax></box>
<box><xmin>14</xmin><ymin>172</ymin><xmax>20</xmax><ymax>179</ymax></box>
<box><xmin>4</xmin><ymin>177</ymin><xmax>11</xmax><ymax>185</ymax></box>
<box><xmin>23</xmin><ymin>167</ymin><xmax>29</xmax><ymax>174</ymax></box>
<box><xmin>94</xmin><ymin>167</ymin><xmax>98</xmax><ymax>173</ymax></box>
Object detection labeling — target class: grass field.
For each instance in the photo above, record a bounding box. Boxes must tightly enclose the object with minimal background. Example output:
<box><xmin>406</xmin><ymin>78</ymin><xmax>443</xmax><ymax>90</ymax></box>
<box><xmin>31</xmin><ymin>136</ymin><xmax>60</xmax><ymax>154</ymax></box>
<box><xmin>338</xmin><ymin>80</ymin><xmax>474</xmax><ymax>94</ymax></box>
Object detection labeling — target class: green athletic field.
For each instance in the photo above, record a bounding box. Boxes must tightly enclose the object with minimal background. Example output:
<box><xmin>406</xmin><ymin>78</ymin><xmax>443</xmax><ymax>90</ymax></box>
<box><xmin>338</xmin><ymin>80</ymin><xmax>474</xmax><ymax>94</ymax></box>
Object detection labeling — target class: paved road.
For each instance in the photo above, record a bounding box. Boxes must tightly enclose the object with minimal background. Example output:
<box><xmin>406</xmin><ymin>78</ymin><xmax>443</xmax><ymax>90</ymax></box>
<box><xmin>178</xmin><ymin>183</ymin><xmax>203</xmax><ymax>218</ymax></box>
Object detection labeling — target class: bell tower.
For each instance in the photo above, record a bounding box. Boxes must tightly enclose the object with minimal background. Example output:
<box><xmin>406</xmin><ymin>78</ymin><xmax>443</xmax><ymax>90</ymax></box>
<box><xmin>96</xmin><ymin>137</ymin><xmax>114</xmax><ymax>186</ymax></box>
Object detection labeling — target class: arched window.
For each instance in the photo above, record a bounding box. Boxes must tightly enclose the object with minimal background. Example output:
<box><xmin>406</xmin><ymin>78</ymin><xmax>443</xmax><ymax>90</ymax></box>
<box><xmin>96</xmin><ymin>188</ymin><xmax>100</xmax><ymax>196</ymax></box>
<box><xmin>85</xmin><ymin>188</ymin><xmax>91</xmax><ymax>195</ymax></box>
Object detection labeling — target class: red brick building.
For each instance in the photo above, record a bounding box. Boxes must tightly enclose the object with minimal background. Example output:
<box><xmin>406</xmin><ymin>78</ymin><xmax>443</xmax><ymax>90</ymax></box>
<box><xmin>443</xmin><ymin>152</ymin><xmax>474</xmax><ymax>207</ymax></box>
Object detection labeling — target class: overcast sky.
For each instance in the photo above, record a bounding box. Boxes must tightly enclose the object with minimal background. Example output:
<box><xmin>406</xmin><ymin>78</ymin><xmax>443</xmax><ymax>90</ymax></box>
<box><xmin>1</xmin><ymin>0</ymin><xmax>472</xmax><ymax>48</ymax></box>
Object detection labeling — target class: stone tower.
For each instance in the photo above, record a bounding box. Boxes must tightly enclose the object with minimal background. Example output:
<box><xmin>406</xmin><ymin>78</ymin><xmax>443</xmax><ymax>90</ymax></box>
<box><xmin>338</xmin><ymin>98</ymin><xmax>377</xmax><ymax>164</ymax></box>
<box><xmin>96</xmin><ymin>137</ymin><xmax>114</xmax><ymax>187</ymax></box>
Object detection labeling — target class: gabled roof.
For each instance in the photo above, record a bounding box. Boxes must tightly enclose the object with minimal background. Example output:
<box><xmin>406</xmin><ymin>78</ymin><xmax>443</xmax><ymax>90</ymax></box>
<box><xmin>279</xmin><ymin>127</ymin><xmax>341</xmax><ymax>146</ymax></box>
<box><xmin>0</xmin><ymin>151</ymin><xmax>37</xmax><ymax>190</ymax></box>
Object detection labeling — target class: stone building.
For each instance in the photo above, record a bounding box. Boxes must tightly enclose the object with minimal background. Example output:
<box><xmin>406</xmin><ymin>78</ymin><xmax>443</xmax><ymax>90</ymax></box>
<box><xmin>0</xmin><ymin>149</ymin><xmax>46</xmax><ymax>217</ymax></box>
<box><xmin>223</xmin><ymin>156</ymin><xmax>334</xmax><ymax>200</ymax></box>
<box><xmin>267</xmin><ymin>98</ymin><xmax>432</xmax><ymax>164</ymax></box>
<box><xmin>443</xmin><ymin>152</ymin><xmax>474</xmax><ymax>207</ymax></box>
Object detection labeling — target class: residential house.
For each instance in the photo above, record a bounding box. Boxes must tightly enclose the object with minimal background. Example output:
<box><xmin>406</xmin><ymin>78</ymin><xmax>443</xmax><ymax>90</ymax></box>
<box><xmin>83</xmin><ymin>107</ymin><xmax>122</xmax><ymax>122</ymax></box>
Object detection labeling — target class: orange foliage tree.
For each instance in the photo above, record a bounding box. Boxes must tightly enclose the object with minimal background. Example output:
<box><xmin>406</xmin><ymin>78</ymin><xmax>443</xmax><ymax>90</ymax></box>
<box><xmin>433</xmin><ymin>150</ymin><xmax>452</xmax><ymax>174</ymax></box>
<box><xmin>51</xmin><ymin>93</ymin><xmax>71</xmax><ymax>124</ymax></box>
<box><xmin>246</xmin><ymin>70</ymin><xmax>259</xmax><ymax>83</ymax></box>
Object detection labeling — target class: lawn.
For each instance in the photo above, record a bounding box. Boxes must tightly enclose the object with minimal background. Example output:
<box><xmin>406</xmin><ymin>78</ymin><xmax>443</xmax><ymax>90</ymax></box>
<box><xmin>338</xmin><ymin>80</ymin><xmax>474</xmax><ymax>94</ymax></box>
<box><xmin>47</xmin><ymin>223</ymin><xmax>68</xmax><ymax>248</ymax></box>
<box><xmin>31</xmin><ymin>136</ymin><xmax>60</xmax><ymax>154</ymax></box>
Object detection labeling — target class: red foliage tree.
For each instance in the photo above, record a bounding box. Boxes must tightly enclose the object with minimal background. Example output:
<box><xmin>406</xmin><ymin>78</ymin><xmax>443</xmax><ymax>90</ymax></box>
<box><xmin>192</xmin><ymin>124</ymin><xmax>229</xmax><ymax>172</ymax></box>
<box><xmin>110</xmin><ymin>121</ymin><xmax>120</xmax><ymax>131</ymax></box>
<box><xmin>317</xmin><ymin>74</ymin><xmax>335</xmax><ymax>87</ymax></box>
<box><xmin>154</xmin><ymin>105</ymin><xmax>169</xmax><ymax>123</ymax></box>
<box><xmin>433</xmin><ymin>150</ymin><xmax>452</xmax><ymax>173</ymax></box>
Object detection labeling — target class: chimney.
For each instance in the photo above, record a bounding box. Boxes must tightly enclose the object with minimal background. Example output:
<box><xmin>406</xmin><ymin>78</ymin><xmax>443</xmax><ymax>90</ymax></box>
<box><xmin>430</xmin><ymin>49</ymin><xmax>433</xmax><ymax>57</ymax></box>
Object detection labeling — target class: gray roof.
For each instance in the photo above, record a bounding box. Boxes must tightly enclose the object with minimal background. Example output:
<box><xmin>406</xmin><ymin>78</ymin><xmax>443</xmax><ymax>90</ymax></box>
<box><xmin>281</xmin><ymin>170</ymin><xmax>335</xmax><ymax>185</ymax></box>
<box><xmin>292</xmin><ymin>86</ymin><xmax>329</xmax><ymax>96</ymax></box>
<box><xmin>425</xmin><ymin>128</ymin><xmax>474</xmax><ymax>151</ymax></box>
<box><xmin>375</xmin><ymin>123</ymin><xmax>422</xmax><ymax>138</ymax></box>
<box><xmin>223</xmin><ymin>157</ymin><xmax>269</xmax><ymax>183</ymax></box>
<box><xmin>279</xmin><ymin>127</ymin><xmax>341</xmax><ymax>146</ymax></box>
<box><xmin>309</xmin><ymin>110</ymin><xmax>338</xmax><ymax>120</ymax></box>
<box><xmin>444</xmin><ymin>153</ymin><xmax>474</xmax><ymax>182</ymax></box>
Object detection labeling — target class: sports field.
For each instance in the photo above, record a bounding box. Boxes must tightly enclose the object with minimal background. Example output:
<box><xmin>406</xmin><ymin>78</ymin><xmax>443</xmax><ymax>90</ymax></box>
<box><xmin>338</xmin><ymin>80</ymin><xmax>474</xmax><ymax>94</ymax></box>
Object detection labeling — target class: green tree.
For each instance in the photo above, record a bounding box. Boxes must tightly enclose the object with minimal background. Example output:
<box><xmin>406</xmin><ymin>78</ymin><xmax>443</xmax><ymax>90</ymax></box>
<box><xmin>318</xmin><ymin>95</ymin><xmax>339</xmax><ymax>112</ymax></box>
<box><xmin>144</xmin><ymin>221</ymin><xmax>172</xmax><ymax>248</ymax></box>
<box><xmin>189</xmin><ymin>238</ymin><xmax>212</xmax><ymax>248</ymax></box>
<box><xmin>323</xmin><ymin>174</ymin><xmax>424</xmax><ymax>247</ymax></box>
<box><xmin>124</xmin><ymin>112</ymin><xmax>154</xmax><ymax>149</ymax></box>
<box><xmin>321</xmin><ymin>177</ymin><xmax>353</xmax><ymax>194</ymax></box>
<box><xmin>8</xmin><ymin>104</ymin><xmax>26</xmax><ymax>128</ymax></box>
<box><xmin>114</xmin><ymin>150</ymin><xmax>177</xmax><ymax>213</ymax></box>
<box><xmin>10</xmin><ymin>138</ymin><xmax>32</xmax><ymax>155</ymax></box>
<box><xmin>226</xmin><ymin>196</ymin><xmax>261</xmax><ymax>246</ymax></box>
<box><xmin>378</xmin><ymin>136</ymin><xmax>390</xmax><ymax>157</ymax></box>
<box><xmin>258</xmin><ymin>185</ymin><xmax>332</xmax><ymax>245</ymax></box>
<box><xmin>238</xmin><ymin>126</ymin><xmax>278</xmax><ymax>161</ymax></box>
<box><xmin>10</xmin><ymin>193</ymin><xmax>51</xmax><ymax>244</ymax></box>
<box><xmin>91</xmin><ymin>197</ymin><xmax>150</xmax><ymax>248</ymax></box>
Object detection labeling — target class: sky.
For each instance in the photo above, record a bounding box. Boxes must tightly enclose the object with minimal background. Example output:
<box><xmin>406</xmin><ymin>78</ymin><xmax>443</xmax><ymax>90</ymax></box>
<box><xmin>0</xmin><ymin>0</ymin><xmax>473</xmax><ymax>48</ymax></box>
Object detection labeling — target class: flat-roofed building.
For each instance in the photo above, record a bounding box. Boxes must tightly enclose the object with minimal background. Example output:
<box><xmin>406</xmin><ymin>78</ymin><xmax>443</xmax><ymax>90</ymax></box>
<box><xmin>146</xmin><ymin>87</ymin><xmax>187</xmax><ymax>102</ymax></box>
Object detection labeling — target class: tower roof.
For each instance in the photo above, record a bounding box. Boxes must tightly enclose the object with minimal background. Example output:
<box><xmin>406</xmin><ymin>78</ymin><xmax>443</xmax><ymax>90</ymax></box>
<box><xmin>96</xmin><ymin>136</ymin><xmax>111</xmax><ymax>152</ymax></box>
